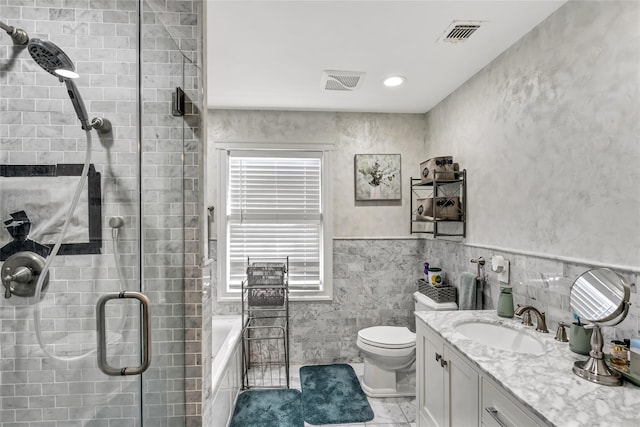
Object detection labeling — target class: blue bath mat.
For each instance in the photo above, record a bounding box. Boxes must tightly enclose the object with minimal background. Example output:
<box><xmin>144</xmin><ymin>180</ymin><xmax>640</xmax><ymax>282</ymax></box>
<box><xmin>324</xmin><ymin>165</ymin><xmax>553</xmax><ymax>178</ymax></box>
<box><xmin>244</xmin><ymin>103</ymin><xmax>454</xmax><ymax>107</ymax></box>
<box><xmin>229</xmin><ymin>389</ymin><xmax>303</xmax><ymax>427</ymax></box>
<box><xmin>300</xmin><ymin>363</ymin><xmax>374</xmax><ymax>425</ymax></box>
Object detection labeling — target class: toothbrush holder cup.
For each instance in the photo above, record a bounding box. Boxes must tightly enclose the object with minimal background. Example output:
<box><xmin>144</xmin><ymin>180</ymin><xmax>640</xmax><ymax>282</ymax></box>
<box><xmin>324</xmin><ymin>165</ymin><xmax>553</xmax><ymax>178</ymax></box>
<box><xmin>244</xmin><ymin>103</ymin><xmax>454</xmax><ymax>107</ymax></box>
<box><xmin>569</xmin><ymin>322</ymin><xmax>593</xmax><ymax>355</ymax></box>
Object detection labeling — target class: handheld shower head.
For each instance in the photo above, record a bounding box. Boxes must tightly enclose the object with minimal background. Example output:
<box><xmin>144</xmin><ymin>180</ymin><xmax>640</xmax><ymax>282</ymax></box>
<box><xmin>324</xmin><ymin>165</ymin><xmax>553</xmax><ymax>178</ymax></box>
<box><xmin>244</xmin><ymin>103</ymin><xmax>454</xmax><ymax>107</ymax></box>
<box><xmin>62</xmin><ymin>79</ymin><xmax>91</xmax><ymax>131</ymax></box>
<box><xmin>27</xmin><ymin>38</ymin><xmax>91</xmax><ymax>130</ymax></box>
<box><xmin>27</xmin><ymin>38</ymin><xmax>76</xmax><ymax>77</ymax></box>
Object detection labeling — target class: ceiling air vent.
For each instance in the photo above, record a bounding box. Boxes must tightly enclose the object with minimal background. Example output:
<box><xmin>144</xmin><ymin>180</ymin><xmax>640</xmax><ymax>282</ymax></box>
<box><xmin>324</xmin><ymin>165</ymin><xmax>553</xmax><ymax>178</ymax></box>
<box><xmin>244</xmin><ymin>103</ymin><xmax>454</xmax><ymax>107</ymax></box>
<box><xmin>322</xmin><ymin>70</ymin><xmax>365</xmax><ymax>91</ymax></box>
<box><xmin>438</xmin><ymin>21</ymin><xmax>483</xmax><ymax>43</ymax></box>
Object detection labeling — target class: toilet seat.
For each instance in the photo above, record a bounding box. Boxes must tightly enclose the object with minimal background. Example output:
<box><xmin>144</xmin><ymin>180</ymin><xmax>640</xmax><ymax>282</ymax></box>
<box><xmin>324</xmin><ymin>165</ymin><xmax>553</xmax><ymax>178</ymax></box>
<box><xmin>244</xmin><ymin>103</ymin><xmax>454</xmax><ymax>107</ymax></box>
<box><xmin>358</xmin><ymin>326</ymin><xmax>415</xmax><ymax>349</ymax></box>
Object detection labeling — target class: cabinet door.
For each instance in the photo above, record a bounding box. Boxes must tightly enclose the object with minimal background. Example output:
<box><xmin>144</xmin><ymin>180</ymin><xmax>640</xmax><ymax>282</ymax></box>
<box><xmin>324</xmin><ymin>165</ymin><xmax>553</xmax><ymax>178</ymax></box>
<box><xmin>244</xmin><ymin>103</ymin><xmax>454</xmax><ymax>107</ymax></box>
<box><xmin>445</xmin><ymin>346</ymin><xmax>479</xmax><ymax>427</ymax></box>
<box><xmin>417</xmin><ymin>322</ymin><xmax>446</xmax><ymax>427</ymax></box>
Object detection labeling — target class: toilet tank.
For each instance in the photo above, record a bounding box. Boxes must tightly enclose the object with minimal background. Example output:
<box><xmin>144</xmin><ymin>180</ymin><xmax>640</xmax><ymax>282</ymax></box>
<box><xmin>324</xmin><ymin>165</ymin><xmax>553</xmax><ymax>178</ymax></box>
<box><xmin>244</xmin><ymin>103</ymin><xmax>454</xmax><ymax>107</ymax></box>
<box><xmin>414</xmin><ymin>291</ymin><xmax>458</xmax><ymax>311</ymax></box>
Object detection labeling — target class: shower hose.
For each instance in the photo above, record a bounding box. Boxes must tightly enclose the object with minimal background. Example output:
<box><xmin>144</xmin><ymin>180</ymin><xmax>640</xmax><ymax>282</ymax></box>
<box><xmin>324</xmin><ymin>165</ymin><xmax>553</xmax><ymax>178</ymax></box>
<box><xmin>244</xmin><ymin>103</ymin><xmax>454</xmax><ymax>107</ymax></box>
<box><xmin>32</xmin><ymin>130</ymin><xmax>128</xmax><ymax>362</ymax></box>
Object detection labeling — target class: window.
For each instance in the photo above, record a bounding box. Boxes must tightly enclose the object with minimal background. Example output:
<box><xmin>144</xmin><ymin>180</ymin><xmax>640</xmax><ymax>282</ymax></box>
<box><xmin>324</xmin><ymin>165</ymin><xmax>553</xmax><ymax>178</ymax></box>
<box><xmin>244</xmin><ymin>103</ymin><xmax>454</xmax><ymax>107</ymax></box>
<box><xmin>217</xmin><ymin>145</ymin><xmax>332</xmax><ymax>301</ymax></box>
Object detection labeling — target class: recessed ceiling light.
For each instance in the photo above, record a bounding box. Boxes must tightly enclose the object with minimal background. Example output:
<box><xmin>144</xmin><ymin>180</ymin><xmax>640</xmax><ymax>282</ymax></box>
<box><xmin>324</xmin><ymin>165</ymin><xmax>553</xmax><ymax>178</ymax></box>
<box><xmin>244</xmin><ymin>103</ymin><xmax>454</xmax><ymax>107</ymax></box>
<box><xmin>383</xmin><ymin>76</ymin><xmax>406</xmax><ymax>87</ymax></box>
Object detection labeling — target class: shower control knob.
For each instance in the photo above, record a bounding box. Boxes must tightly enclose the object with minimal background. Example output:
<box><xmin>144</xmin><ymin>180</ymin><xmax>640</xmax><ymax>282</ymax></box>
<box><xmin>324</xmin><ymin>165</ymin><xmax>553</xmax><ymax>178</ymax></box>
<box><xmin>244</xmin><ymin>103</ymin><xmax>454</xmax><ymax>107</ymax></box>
<box><xmin>1</xmin><ymin>251</ymin><xmax>49</xmax><ymax>298</ymax></box>
<box><xmin>4</xmin><ymin>266</ymin><xmax>33</xmax><ymax>283</ymax></box>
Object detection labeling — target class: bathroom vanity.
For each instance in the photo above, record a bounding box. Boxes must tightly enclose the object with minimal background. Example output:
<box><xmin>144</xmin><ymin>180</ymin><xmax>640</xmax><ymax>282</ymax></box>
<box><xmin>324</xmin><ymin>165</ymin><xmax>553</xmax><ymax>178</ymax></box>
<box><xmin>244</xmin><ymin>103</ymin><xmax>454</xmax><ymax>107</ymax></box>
<box><xmin>416</xmin><ymin>311</ymin><xmax>639</xmax><ymax>427</ymax></box>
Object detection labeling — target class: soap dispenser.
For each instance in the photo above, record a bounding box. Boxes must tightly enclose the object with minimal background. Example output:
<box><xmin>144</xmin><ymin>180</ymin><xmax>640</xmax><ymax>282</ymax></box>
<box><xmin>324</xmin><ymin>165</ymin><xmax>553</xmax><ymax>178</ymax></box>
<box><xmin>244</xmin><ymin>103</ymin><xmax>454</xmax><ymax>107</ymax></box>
<box><xmin>497</xmin><ymin>286</ymin><xmax>514</xmax><ymax>318</ymax></box>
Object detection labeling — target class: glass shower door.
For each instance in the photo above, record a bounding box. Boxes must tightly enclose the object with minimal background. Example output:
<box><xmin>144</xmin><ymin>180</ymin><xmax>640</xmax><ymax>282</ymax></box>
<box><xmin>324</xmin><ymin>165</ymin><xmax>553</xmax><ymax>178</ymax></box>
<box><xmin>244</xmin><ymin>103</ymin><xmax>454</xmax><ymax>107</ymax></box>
<box><xmin>0</xmin><ymin>196</ymin><xmax>147</xmax><ymax>426</ymax></box>
<box><xmin>0</xmin><ymin>0</ymin><xmax>191</xmax><ymax>425</ymax></box>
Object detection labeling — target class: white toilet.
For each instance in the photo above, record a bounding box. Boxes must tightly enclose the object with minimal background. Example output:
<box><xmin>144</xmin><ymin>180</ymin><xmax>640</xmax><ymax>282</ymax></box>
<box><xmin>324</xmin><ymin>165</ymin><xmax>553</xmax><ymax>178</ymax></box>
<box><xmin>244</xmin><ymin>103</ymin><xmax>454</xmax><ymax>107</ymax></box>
<box><xmin>356</xmin><ymin>291</ymin><xmax>458</xmax><ymax>397</ymax></box>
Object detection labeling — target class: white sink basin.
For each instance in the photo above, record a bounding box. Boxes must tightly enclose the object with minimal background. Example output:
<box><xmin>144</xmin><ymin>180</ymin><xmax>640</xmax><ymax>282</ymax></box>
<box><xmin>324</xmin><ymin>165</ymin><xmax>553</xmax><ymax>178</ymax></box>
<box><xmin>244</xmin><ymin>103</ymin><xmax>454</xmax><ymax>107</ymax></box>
<box><xmin>454</xmin><ymin>320</ymin><xmax>547</xmax><ymax>355</ymax></box>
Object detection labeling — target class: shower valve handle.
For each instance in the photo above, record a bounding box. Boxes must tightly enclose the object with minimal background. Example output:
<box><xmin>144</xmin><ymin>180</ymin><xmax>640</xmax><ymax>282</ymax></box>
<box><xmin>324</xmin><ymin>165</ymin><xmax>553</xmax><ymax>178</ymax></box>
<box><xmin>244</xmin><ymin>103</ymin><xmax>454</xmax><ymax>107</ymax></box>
<box><xmin>4</xmin><ymin>266</ymin><xmax>33</xmax><ymax>283</ymax></box>
<box><xmin>1</xmin><ymin>251</ymin><xmax>50</xmax><ymax>299</ymax></box>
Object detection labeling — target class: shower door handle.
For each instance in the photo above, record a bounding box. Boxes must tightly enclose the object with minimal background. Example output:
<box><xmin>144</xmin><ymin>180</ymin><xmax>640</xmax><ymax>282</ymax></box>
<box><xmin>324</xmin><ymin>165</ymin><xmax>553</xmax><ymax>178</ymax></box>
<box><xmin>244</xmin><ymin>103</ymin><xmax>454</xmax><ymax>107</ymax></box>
<box><xmin>96</xmin><ymin>291</ymin><xmax>152</xmax><ymax>376</ymax></box>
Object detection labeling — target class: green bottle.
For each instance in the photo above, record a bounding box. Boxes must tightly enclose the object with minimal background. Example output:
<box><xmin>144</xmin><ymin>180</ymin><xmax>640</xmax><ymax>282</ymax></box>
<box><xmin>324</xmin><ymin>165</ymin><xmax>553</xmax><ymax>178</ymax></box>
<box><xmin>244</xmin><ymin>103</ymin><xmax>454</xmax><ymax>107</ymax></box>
<box><xmin>497</xmin><ymin>286</ymin><xmax>514</xmax><ymax>318</ymax></box>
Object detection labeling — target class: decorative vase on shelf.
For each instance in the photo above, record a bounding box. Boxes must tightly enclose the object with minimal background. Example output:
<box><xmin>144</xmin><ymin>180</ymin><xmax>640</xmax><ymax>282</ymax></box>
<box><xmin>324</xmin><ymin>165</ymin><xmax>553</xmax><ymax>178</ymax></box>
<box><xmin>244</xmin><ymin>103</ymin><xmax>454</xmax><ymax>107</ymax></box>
<box><xmin>369</xmin><ymin>185</ymin><xmax>381</xmax><ymax>200</ymax></box>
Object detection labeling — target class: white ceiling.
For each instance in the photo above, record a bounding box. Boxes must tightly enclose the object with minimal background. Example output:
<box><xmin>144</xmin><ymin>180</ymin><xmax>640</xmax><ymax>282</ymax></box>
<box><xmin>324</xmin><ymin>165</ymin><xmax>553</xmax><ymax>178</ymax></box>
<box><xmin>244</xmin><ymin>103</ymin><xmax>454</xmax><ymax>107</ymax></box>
<box><xmin>206</xmin><ymin>1</ymin><xmax>566</xmax><ymax>114</ymax></box>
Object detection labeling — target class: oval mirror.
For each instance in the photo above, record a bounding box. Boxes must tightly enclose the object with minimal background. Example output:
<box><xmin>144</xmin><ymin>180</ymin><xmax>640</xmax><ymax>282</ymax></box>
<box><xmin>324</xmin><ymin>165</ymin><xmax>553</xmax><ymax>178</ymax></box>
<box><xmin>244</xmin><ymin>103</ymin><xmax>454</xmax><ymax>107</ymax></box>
<box><xmin>570</xmin><ymin>268</ymin><xmax>630</xmax><ymax>326</ymax></box>
<box><xmin>569</xmin><ymin>268</ymin><xmax>631</xmax><ymax>386</ymax></box>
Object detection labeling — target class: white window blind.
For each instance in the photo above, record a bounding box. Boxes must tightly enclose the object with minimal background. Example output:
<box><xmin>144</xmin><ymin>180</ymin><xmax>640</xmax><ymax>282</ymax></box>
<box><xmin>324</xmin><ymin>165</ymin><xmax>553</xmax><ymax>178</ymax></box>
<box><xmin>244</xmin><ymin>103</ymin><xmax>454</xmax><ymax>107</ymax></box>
<box><xmin>227</xmin><ymin>153</ymin><xmax>323</xmax><ymax>291</ymax></box>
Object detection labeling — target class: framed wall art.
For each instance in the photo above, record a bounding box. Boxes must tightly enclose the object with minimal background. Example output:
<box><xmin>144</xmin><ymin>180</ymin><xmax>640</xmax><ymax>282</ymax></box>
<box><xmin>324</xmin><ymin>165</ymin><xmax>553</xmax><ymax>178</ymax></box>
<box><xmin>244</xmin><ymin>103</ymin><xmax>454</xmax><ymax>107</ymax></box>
<box><xmin>354</xmin><ymin>154</ymin><xmax>401</xmax><ymax>201</ymax></box>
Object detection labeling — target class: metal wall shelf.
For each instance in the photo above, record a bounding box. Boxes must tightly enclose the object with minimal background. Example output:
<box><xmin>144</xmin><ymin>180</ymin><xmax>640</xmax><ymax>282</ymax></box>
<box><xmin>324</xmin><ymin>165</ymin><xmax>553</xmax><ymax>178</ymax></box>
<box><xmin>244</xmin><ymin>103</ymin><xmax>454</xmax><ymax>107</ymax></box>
<box><xmin>410</xmin><ymin>169</ymin><xmax>466</xmax><ymax>238</ymax></box>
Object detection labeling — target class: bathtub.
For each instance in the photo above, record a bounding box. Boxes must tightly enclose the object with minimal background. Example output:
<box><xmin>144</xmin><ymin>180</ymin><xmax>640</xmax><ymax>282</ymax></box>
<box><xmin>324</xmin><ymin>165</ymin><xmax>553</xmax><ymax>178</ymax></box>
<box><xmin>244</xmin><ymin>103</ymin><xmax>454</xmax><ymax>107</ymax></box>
<box><xmin>209</xmin><ymin>315</ymin><xmax>243</xmax><ymax>427</ymax></box>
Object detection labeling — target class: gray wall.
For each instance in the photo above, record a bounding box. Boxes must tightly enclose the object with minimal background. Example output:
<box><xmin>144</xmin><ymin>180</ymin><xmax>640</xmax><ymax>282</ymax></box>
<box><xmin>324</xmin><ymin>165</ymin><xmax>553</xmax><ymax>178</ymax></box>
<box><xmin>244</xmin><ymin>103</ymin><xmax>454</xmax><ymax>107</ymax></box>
<box><xmin>205</xmin><ymin>0</ymin><xmax>639</xmax><ymax>376</ymax></box>
<box><xmin>425</xmin><ymin>0</ymin><xmax>640</xmax><ymax>269</ymax></box>
<box><xmin>424</xmin><ymin>0</ymin><xmax>639</xmax><ymax>338</ymax></box>
<box><xmin>207</xmin><ymin>110</ymin><xmax>428</xmax><ymax>238</ymax></box>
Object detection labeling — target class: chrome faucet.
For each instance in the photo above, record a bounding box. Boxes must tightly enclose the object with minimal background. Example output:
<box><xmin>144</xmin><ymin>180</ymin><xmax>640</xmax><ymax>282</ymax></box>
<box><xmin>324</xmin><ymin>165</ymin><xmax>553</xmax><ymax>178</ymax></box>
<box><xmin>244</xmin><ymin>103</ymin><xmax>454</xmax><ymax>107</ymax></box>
<box><xmin>514</xmin><ymin>305</ymin><xmax>548</xmax><ymax>333</ymax></box>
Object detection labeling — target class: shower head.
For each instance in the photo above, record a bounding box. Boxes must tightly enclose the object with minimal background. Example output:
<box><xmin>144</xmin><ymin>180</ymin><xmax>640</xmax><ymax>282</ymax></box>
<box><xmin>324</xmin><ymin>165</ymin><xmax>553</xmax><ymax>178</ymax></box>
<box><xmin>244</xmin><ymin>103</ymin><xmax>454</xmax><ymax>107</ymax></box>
<box><xmin>27</xmin><ymin>38</ymin><xmax>90</xmax><ymax>130</ymax></box>
<box><xmin>27</xmin><ymin>38</ymin><xmax>77</xmax><ymax>78</ymax></box>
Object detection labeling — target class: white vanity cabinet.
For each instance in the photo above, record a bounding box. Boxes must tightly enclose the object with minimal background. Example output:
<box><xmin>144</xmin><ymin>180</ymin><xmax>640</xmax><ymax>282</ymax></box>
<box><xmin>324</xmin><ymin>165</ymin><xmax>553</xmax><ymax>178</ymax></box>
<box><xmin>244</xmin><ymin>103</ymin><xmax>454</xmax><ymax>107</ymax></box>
<box><xmin>417</xmin><ymin>319</ymin><xmax>479</xmax><ymax>427</ymax></box>
<box><xmin>417</xmin><ymin>318</ymin><xmax>545</xmax><ymax>427</ymax></box>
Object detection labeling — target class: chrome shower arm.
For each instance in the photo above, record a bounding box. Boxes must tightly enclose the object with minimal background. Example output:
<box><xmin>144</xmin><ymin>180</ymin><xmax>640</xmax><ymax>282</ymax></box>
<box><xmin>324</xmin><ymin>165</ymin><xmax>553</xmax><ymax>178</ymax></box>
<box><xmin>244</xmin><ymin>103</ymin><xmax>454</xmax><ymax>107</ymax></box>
<box><xmin>0</xmin><ymin>21</ymin><xmax>29</xmax><ymax>45</ymax></box>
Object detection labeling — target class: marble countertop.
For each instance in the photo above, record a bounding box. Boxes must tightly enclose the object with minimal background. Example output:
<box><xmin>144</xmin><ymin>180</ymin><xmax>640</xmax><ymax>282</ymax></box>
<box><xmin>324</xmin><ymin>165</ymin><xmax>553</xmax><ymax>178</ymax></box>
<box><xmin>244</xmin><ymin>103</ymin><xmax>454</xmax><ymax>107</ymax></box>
<box><xmin>415</xmin><ymin>310</ymin><xmax>639</xmax><ymax>427</ymax></box>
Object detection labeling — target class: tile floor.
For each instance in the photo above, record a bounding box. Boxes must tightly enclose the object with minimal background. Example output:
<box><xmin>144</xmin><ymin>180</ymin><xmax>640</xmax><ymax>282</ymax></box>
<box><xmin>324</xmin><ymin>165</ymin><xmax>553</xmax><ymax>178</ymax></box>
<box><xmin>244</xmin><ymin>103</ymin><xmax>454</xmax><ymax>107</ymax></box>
<box><xmin>289</xmin><ymin>363</ymin><xmax>417</xmax><ymax>427</ymax></box>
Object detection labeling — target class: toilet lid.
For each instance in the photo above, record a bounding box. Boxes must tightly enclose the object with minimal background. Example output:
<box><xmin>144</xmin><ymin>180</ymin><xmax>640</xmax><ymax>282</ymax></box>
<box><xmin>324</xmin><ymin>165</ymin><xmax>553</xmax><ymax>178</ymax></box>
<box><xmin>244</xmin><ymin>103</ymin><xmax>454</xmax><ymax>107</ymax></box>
<box><xmin>358</xmin><ymin>326</ymin><xmax>415</xmax><ymax>348</ymax></box>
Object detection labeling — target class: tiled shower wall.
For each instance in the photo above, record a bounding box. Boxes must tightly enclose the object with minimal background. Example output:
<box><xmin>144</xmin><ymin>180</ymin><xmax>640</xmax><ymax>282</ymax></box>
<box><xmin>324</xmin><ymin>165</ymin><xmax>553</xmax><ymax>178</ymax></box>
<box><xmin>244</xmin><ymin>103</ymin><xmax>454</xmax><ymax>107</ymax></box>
<box><xmin>140</xmin><ymin>1</ymin><xmax>202</xmax><ymax>426</ymax></box>
<box><xmin>0</xmin><ymin>1</ymin><xmax>203</xmax><ymax>426</ymax></box>
<box><xmin>1</xmin><ymin>0</ymin><xmax>141</xmax><ymax>425</ymax></box>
